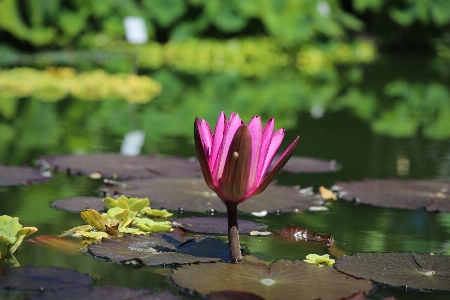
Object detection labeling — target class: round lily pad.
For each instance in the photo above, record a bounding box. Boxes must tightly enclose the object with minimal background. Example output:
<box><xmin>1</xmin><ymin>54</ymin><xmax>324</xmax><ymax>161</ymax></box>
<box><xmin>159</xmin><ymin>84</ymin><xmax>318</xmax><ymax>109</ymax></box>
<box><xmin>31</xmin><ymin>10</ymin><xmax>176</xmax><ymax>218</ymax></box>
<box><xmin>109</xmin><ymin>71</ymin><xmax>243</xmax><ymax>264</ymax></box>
<box><xmin>26</xmin><ymin>287</ymin><xmax>182</xmax><ymax>300</ymax></box>
<box><xmin>0</xmin><ymin>165</ymin><xmax>51</xmax><ymax>187</ymax></box>
<box><xmin>88</xmin><ymin>233</ymin><xmax>240</xmax><ymax>265</ymax></box>
<box><xmin>335</xmin><ymin>179</ymin><xmax>450</xmax><ymax>212</ymax></box>
<box><xmin>37</xmin><ymin>153</ymin><xmax>201</xmax><ymax>179</ymax></box>
<box><xmin>102</xmin><ymin>178</ymin><xmax>321</xmax><ymax>213</ymax></box>
<box><xmin>172</xmin><ymin>217</ymin><xmax>267</xmax><ymax>234</ymax></box>
<box><xmin>273</xmin><ymin>156</ymin><xmax>341</xmax><ymax>173</ymax></box>
<box><xmin>51</xmin><ymin>197</ymin><xmax>106</xmax><ymax>213</ymax></box>
<box><xmin>334</xmin><ymin>252</ymin><xmax>450</xmax><ymax>292</ymax></box>
<box><xmin>0</xmin><ymin>265</ymin><xmax>93</xmax><ymax>291</ymax></box>
<box><xmin>170</xmin><ymin>259</ymin><xmax>372</xmax><ymax>299</ymax></box>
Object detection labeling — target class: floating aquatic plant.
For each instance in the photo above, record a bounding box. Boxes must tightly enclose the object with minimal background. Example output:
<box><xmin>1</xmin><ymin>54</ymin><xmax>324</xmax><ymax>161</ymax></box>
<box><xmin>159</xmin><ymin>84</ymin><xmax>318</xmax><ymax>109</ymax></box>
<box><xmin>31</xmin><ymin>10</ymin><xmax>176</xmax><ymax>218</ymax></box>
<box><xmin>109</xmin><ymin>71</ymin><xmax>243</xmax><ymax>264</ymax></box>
<box><xmin>0</xmin><ymin>215</ymin><xmax>37</xmax><ymax>263</ymax></box>
<box><xmin>194</xmin><ymin>112</ymin><xmax>299</xmax><ymax>261</ymax></box>
<box><xmin>103</xmin><ymin>195</ymin><xmax>173</xmax><ymax>218</ymax></box>
<box><xmin>304</xmin><ymin>254</ymin><xmax>335</xmax><ymax>266</ymax></box>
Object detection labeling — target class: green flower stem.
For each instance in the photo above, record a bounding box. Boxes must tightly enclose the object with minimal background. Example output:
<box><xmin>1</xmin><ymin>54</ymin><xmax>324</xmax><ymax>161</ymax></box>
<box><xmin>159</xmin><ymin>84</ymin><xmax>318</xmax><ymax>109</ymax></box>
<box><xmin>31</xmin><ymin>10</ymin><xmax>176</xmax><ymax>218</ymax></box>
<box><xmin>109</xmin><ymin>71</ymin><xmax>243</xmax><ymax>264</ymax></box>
<box><xmin>226</xmin><ymin>202</ymin><xmax>242</xmax><ymax>263</ymax></box>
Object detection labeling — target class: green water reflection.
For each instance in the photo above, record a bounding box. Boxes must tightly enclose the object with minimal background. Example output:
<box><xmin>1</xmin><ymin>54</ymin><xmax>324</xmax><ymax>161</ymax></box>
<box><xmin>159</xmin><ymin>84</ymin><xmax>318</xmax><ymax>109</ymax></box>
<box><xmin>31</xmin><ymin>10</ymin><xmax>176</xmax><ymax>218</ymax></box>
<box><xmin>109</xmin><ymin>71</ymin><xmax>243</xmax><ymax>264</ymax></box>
<box><xmin>0</xmin><ymin>55</ymin><xmax>450</xmax><ymax>299</ymax></box>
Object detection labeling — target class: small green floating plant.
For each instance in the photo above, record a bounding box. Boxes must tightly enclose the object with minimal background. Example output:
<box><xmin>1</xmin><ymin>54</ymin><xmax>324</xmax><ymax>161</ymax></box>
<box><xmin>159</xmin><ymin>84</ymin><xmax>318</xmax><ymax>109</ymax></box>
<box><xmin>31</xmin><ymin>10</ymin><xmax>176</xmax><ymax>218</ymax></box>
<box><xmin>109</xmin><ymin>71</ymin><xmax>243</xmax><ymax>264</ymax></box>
<box><xmin>0</xmin><ymin>215</ymin><xmax>37</xmax><ymax>265</ymax></box>
<box><xmin>64</xmin><ymin>196</ymin><xmax>173</xmax><ymax>244</ymax></box>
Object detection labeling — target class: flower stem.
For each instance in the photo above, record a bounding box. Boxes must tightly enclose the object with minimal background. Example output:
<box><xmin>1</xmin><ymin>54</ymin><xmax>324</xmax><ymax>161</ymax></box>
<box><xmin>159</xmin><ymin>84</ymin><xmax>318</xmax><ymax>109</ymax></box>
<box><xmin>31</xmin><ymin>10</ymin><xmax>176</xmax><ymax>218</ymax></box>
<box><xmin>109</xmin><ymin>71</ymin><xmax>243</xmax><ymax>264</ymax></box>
<box><xmin>226</xmin><ymin>202</ymin><xmax>242</xmax><ymax>263</ymax></box>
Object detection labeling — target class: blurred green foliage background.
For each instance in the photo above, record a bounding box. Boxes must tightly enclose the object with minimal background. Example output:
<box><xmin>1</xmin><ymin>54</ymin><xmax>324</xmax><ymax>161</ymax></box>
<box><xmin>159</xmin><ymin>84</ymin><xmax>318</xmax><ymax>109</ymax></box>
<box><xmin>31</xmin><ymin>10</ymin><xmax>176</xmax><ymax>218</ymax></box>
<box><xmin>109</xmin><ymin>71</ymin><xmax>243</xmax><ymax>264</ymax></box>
<box><xmin>0</xmin><ymin>0</ymin><xmax>449</xmax><ymax>162</ymax></box>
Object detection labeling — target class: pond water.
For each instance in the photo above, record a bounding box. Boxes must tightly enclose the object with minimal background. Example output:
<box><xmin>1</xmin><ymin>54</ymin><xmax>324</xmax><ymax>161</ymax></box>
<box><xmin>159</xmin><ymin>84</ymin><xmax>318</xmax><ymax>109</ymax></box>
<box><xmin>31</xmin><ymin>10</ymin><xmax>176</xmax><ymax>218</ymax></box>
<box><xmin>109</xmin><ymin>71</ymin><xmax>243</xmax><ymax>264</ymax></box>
<box><xmin>1</xmin><ymin>54</ymin><xmax>450</xmax><ymax>299</ymax></box>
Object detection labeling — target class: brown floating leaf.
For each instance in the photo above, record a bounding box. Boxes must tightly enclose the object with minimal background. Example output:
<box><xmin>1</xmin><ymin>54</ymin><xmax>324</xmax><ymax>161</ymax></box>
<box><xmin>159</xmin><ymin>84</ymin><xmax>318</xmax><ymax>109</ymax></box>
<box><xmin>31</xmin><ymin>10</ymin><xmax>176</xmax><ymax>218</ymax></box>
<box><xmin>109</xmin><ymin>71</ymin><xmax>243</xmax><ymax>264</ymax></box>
<box><xmin>172</xmin><ymin>217</ymin><xmax>267</xmax><ymax>234</ymax></box>
<box><xmin>320</xmin><ymin>186</ymin><xmax>337</xmax><ymax>200</ymax></box>
<box><xmin>51</xmin><ymin>197</ymin><xmax>106</xmax><ymax>213</ymax></box>
<box><xmin>335</xmin><ymin>252</ymin><xmax>450</xmax><ymax>292</ymax></box>
<box><xmin>170</xmin><ymin>259</ymin><xmax>372</xmax><ymax>299</ymax></box>
<box><xmin>209</xmin><ymin>291</ymin><xmax>264</xmax><ymax>300</ymax></box>
<box><xmin>276</xmin><ymin>225</ymin><xmax>334</xmax><ymax>244</ymax></box>
<box><xmin>88</xmin><ymin>233</ymin><xmax>238</xmax><ymax>265</ymax></box>
<box><xmin>0</xmin><ymin>265</ymin><xmax>93</xmax><ymax>291</ymax></box>
<box><xmin>335</xmin><ymin>179</ymin><xmax>450</xmax><ymax>212</ymax></box>
<box><xmin>37</xmin><ymin>153</ymin><xmax>201</xmax><ymax>179</ymax></box>
<box><xmin>102</xmin><ymin>178</ymin><xmax>321</xmax><ymax>213</ymax></box>
<box><xmin>272</xmin><ymin>155</ymin><xmax>340</xmax><ymax>173</ymax></box>
<box><xmin>0</xmin><ymin>165</ymin><xmax>51</xmax><ymax>187</ymax></box>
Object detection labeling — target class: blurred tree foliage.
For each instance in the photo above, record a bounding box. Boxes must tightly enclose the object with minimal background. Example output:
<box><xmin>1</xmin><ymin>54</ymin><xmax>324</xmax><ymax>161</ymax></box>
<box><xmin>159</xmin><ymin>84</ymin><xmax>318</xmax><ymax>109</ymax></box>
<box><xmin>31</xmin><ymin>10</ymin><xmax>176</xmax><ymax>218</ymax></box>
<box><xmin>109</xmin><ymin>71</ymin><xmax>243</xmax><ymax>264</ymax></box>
<box><xmin>0</xmin><ymin>0</ymin><xmax>448</xmax><ymax>50</ymax></box>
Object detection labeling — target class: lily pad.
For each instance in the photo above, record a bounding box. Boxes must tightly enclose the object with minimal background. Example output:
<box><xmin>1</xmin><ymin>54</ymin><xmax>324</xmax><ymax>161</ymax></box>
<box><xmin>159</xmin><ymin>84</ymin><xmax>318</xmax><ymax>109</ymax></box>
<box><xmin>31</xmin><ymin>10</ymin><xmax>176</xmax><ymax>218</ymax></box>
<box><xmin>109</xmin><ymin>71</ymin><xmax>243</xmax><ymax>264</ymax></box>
<box><xmin>273</xmin><ymin>156</ymin><xmax>340</xmax><ymax>173</ymax></box>
<box><xmin>102</xmin><ymin>178</ymin><xmax>321</xmax><ymax>213</ymax></box>
<box><xmin>0</xmin><ymin>165</ymin><xmax>51</xmax><ymax>187</ymax></box>
<box><xmin>88</xmin><ymin>233</ymin><xmax>239</xmax><ymax>265</ymax></box>
<box><xmin>170</xmin><ymin>259</ymin><xmax>372</xmax><ymax>299</ymax></box>
<box><xmin>335</xmin><ymin>252</ymin><xmax>450</xmax><ymax>292</ymax></box>
<box><xmin>51</xmin><ymin>197</ymin><xmax>106</xmax><ymax>213</ymax></box>
<box><xmin>37</xmin><ymin>153</ymin><xmax>201</xmax><ymax>179</ymax></box>
<box><xmin>335</xmin><ymin>179</ymin><xmax>450</xmax><ymax>212</ymax></box>
<box><xmin>27</xmin><ymin>287</ymin><xmax>182</xmax><ymax>300</ymax></box>
<box><xmin>0</xmin><ymin>265</ymin><xmax>93</xmax><ymax>291</ymax></box>
<box><xmin>172</xmin><ymin>217</ymin><xmax>267</xmax><ymax>234</ymax></box>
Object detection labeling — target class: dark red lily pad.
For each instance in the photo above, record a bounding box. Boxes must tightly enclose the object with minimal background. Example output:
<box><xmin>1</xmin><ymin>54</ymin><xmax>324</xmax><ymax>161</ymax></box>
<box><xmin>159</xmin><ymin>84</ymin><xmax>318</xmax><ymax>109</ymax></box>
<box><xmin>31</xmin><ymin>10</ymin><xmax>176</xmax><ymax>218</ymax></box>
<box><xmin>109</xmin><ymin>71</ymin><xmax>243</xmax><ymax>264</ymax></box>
<box><xmin>0</xmin><ymin>165</ymin><xmax>51</xmax><ymax>187</ymax></box>
<box><xmin>273</xmin><ymin>156</ymin><xmax>341</xmax><ymax>173</ymax></box>
<box><xmin>209</xmin><ymin>291</ymin><xmax>264</xmax><ymax>300</ymax></box>
<box><xmin>88</xmin><ymin>233</ymin><xmax>240</xmax><ymax>265</ymax></box>
<box><xmin>51</xmin><ymin>197</ymin><xmax>105</xmax><ymax>213</ymax></box>
<box><xmin>0</xmin><ymin>265</ymin><xmax>93</xmax><ymax>291</ymax></box>
<box><xmin>172</xmin><ymin>217</ymin><xmax>267</xmax><ymax>234</ymax></box>
<box><xmin>170</xmin><ymin>259</ymin><xmax>372</xmax><ymax>299</ymax></box>
<box><xmin>335</xmin><ymin>179</ymin><xmax>450</xmax><ymax>212</ymax></box>
<box><xmin>102</xmin><ymin>178</ymin><xmax>321</xmax><ymax>213</ymax></box>
<box><xmin>37</xmin><ymin>153</ymin><xmax>201</xmax><ymax>179</ymax></box>
<box><xmin>27</xmin><ymin>287</ymin><xmax>182</xmax><ymax>300</ymax></box>
<box><xmin>276</xmin><ymin>225</ymin><xmax>334</xmax><ymax>244</ymax></box>
<box><xmin>334</xmin><ymin>252</ymin><xmax>450</xmax><ymax>292</ymax></box>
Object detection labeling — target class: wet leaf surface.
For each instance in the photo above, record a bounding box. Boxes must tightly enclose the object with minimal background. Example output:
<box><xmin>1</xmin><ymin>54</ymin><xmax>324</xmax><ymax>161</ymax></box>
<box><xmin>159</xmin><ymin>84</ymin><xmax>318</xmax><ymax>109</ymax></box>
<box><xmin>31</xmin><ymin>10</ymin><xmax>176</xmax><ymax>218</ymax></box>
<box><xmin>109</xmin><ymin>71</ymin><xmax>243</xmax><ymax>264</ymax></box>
<box><xmin>334</xmin><ymin>252</ymin><xmax>450</xmax><ymax>292</ymax></box>
<box><xmin>0</xmin><ymin>165</ymin><xmax>51</xmax><ymax>187</ymax></box>
<box><xmin>88</xmin><ymin>233</ymin><xmax>239</xmax><ymax>265</ymax></box>
<box><xmin>335</xmin><ymin>179</ymin><xmax>450</xmax><ymax>212</ymax></box>
<box><xmin>37</xmin><ymin>154</ymin><xmax>201</xmax><ymax>179</ymax></box>
<box><xmin>0</xmin><ymin>265</ymin><xmax>93</xmax><ymax>291</ymax></box>
<box><xmin>51</xmin><ymin>197</ymin><xmax>106</xmax><ymax>213</ymax></box>
<box><xmin>172</xmin><ymin>217</ymin><xmax>267</xmax><ymax>234</ymax></box>
<box><xmin>27</xmin><ymin>287</ymin><xmax>182</xmax><ymax>300</ymax></box>
<box><xmin>273</xmin><ymin>156</ymin><xmax>341</xmax><ymax>173</ymax></box>
<box><xmin>102</xmin><ymin>178</ymin><xmax>321</xmax><ymax>213</ymax></box>
<box><xmin>170</xmin><ymin>259</ymin><xmax>372</xmax><ymax>299</ymax></box>
<box><xmin>209</xmin><ymin>291</ymin><xmax>265</xmax><ymax>300</ymax></box>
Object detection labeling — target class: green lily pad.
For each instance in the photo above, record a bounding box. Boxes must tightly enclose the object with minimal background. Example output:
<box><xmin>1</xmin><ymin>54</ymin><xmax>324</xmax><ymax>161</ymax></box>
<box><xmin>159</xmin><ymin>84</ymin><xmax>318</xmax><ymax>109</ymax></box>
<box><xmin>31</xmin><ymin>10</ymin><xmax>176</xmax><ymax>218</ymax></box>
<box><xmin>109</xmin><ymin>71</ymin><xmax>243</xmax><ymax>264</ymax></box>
<box><xmin>335</xmin><ymin>179</ymin><xmax>450</xmax><ymax>212</ymax></box>
<box><xmin>170</xmin><ymin>259</ymin><xmax>372</xmax><ymax>299</ymax></box>
<box><xmin>88</xmin><ymin>233</ymin><xmax>240</xmax><ymax>265</ymax></box>
<box><xmin>102</xmin><ymin>178</ymin><xmax>320</xmax><ymax>213</ymax></box>
<box><xmin>37</xmin><ymin>153</ymin><xmax>201</xmax><ymax>179</ymax></box>
<box><xmin>0</xmin><ymin>165</ymin><xmax>51</xmax><ymax>187</ymax></box>
<box><xmin>51</xmin><ymin>197</ymin><xmax>106</xmax><ymax>213</ymax></box>
<box><xmin>334</xmin><ymin>252</ymin><xmax>450</xmax><ymax>292</ymax></box>
<box><xmin>172</xmin><ymin>217</ymin><xmax>267</xmax><ymax>234</ymax></box>
<box><xmin>26</xmin><ymin>287</ymin><xmax>182</xmax><ymax>300</ymax></box>
<box><xmin>0</xmin><ymin>265</ymin><xmax>93</xmax><ymax>291</ymax></box>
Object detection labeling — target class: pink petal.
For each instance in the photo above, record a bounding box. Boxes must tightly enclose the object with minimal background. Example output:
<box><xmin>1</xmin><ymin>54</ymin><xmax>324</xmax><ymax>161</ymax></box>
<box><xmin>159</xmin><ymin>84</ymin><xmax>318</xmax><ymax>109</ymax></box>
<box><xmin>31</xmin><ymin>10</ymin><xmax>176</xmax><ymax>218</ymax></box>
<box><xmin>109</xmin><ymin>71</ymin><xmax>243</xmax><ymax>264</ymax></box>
<box><xmin>258</xmin><ymin>128</ymin><xmax>284</xmax><ymax>185</ymax></box>
<box><xmin>214</xmin><ymin>113</ymin><xmax>242</xmax><ymax>181</ymax></box>
<box><xmin>210</xmin><ymin>112</ymin><xmax>226</xmax><ymax>172</ymax></box>
<box><xmin>194</xmin><ymin>118</ymin><xmax>214</xmax><ymax>190</ymax></box>
<box><xmin>247</xmin><ymin>116</ymin><xmax>262</xmax><ymax>191</ymax></box>
<box><xmin>256</xmin><ymin>118</ymin><xmax>274</xmax><ymax>183</ymax></box>
<box><xmin>199</xmin><ymin>119</ymin><xmax>213</xmax><ymax>157</ymax></box>
<box><xmin>247</xmin><ymin>136</ymin><xmax>299</xmax><ymax>198</ymax></box>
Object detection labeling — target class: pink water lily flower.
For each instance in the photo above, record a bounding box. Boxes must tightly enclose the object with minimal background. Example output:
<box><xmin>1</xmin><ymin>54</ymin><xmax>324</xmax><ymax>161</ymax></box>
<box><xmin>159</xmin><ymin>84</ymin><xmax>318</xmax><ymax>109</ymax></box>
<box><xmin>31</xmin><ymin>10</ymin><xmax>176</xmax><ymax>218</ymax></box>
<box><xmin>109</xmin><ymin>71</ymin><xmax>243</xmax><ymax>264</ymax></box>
<box><xmin>194</xmin><ymin>112</ymin><xmax>299</xmax><ymax>203</ymax></box>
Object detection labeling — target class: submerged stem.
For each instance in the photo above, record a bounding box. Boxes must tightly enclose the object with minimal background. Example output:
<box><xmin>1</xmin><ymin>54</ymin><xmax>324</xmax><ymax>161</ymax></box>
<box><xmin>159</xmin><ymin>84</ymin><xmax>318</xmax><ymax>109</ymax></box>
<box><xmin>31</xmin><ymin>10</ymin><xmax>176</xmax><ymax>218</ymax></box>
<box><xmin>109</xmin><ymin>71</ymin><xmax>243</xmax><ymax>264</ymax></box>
<box><xmin>226</xmin><ymin>202</ymin><xmax>242</xmax><ymax>263</ymax></box>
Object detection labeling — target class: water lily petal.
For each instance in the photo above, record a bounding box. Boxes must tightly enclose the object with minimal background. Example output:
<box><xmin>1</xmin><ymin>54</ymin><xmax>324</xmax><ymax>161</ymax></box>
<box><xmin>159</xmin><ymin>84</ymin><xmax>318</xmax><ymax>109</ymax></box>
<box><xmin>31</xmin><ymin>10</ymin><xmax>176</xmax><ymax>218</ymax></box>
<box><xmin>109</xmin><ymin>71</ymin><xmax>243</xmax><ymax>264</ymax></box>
<box><xmin>210</xmin><ymin>112</ymin><xmax>226</xmax><ymax>172</ymax></box>
<box><xmin>259</xmin><ymin>128</ymin><xmax>284</xmax><ymax>184</ymax></box>
<box><xmin>219</xmin><ymin>125</ymin><xmax>252</xmax><ymax>202</ymax></box>
<box><xmin>250</xmin><ymin>136</ymin><xmax>299</xmax><ymax>197</ymax></box>
<box><xmin>199</xmin><ymin>119</ymin><xmax>213</xmax><ymax>156</ymax></box>
<box><xmin>215</xmin><ymin>113</ymin><xmax>242</xmax><ymax>181</ymax></box>
<box><xmin>256</xmin><ymin>118</ymin><xmax>274</xmax><ymax>184</ymax></box>
<box><xmin>247</xmin><ymin>116</ymin><xmax>262</xmax><ymax>191</ymax></box>
<box><xmin>194</xmin><ymin>118</ymin><xmax>215</xmax><ymax>190</ymax></box>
